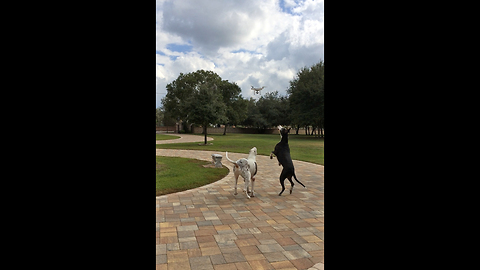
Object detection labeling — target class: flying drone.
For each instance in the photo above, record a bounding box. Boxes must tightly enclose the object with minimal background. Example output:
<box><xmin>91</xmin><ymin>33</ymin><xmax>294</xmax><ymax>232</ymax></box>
<box><xmin>251</xmin><ymin>85</ymin><xmax>266</xmax><ymax>95</ymax></box>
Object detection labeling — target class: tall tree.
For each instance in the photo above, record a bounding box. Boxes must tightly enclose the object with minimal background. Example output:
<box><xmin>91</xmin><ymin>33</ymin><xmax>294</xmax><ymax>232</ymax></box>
<box><xmin>219</xmin><ymin>80</ymin><xmax>248</xmax><ymax>135</ymax></box>
<box><xmin>162</xmin><ymin>70</ymin><xmax>228</xmax><ymax>144</ymax></box>
<box><xmin>287</xmin><ymin>60</ymin><xmax>324</xmax><ymax>137</ymax></box>
<box><xmin>188</xmin><ymin>82</ymin><xmax>226</xmax><ymax>144</ymax></box>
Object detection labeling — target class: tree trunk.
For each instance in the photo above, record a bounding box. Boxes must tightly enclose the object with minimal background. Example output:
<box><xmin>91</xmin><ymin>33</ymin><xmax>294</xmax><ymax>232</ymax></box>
<box><xmin>203</xmin><ymin>125</ymin><xmax>207</xmax><ymax>144</ymax></box>
<box><xmin>295</xmin><ymin>125</ymin><xmax>299</xmax><ymax>135</ymax></box>
<box><xmin>320</xmin><ymin>126</ymin><xmax>324</xmax><ymax>138</ymax></box>
<box><xmin>223</xmin><ymin>124</ymin><xmax>227</xmax><ymax>135</ymax></box>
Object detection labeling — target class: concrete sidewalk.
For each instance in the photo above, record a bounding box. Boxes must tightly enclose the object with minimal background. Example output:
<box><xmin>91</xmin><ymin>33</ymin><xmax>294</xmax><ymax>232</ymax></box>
<box><xmin>156</xmin><ymin>139</ymin><xmax>324</xmax><ymax>270</ymax></box>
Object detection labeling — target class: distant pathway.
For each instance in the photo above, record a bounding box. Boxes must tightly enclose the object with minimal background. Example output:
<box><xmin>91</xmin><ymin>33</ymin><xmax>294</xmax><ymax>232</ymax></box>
<box><xmin>156</xmin><ymin>133</ymin><xmax>214</xmax><ymax>145</ymax></box>
<box><xmin>156</xmin><ymin>135</ymin><xmax>324</xmax><ymax>270</ymax></box>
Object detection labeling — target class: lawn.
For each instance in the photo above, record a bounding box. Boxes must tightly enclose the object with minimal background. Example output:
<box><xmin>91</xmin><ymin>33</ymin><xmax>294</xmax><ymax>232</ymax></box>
<box><xmin>156</xmin><ymin>134</ymin><xmax>180</xmax><ymax>140</ymax></box>
<box><xmin>156</xmin><ymin>156</ymin><xmax>229</xmax><ymax>196</ymax></box>
<box><xmin>156</xmin><ymin>133</ymin><xmax>324</xmax><ymax>165</ymax></box>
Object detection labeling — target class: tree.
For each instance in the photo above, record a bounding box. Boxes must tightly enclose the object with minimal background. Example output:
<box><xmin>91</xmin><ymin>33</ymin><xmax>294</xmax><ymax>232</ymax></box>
<box><xmin>163</xmin><ymin>70</ymin><xmax>221</xmax><ymax>132</ymax></box>
<box><xmin>242</xmin><ymin>98</ymin><xmax>267</xmax><ymax>129</ymax></box>
<box><xmin>156</xmin><ymin>105</ymin><xmax>175</xmax><ymax>127</ymax></box>
<box><xmin>219</xmin><ymin>80</ymin><xmax>248</xmax><ymax>135</ymax></box>
<box><xmin>162</xmin><ymin>70</ymin><xmax>228</xmax><ymax>144</ymax></box>
<box><xmin>241</xmin><ymin>92</ymin><xmax>290</xmax><ymax>130</ymax></box>
<box><xmin>287</xmin><ymin>60</ymin><xmax>324</xmax><ymax>137</ymax></box>
<box><xmin>257</xmin><ymin>91</ymin><xmax>290</xmax><ymax>128</ymax></box>
<box><xmin>156</xmin><ymin>107</ymin><xmax>162</xmax><ymax>127</ymax></box>
<box><xmin>188</xmin><ymin>82</ymin><xmax>226</xmax><ymax>144</ymax></box>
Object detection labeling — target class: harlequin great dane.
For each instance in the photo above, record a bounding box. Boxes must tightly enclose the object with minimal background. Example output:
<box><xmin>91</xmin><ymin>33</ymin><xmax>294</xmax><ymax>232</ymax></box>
<box><xmin>225</xmin><ymin>147</ymin><xmax>258</xmax><ymax>198</ymax></box>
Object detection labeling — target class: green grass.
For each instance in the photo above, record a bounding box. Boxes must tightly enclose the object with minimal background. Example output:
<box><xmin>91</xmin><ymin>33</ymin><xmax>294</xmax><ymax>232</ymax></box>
<box><xmin>156</xmin><ymin>133</ymin><xmax>324</xmax><ymax>165</ymax></box>
<box><xmin>156</xmin><ymin>134</ymin><xmax>181</xmax><ymax>140</ymax></box>
<box><xmin>156</xmin><ymin>156</ymin><xmax>229</xmax><ymax>196</ymax></box>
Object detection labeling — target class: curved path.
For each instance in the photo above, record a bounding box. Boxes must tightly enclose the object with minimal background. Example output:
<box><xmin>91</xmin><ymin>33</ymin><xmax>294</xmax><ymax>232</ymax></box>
<box><xmin>156</xmin><ymin>133</ymin><xmax>214</xmax><ymax>145</ymax></box>
<box><xmin>156</xmin><ymin>135</ymin><xmax>324</xmax><ymax>270</ymax></box>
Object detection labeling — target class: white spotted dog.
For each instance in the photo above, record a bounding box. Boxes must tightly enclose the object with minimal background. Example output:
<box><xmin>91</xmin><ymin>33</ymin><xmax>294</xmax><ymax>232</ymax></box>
<box><xmin>225</xmin><ymin>154</ymin><xmax>252</xmax><ymax>198</ymax></box>
<box><xmin>226</xmin><ymin>147</ymin><xmax>258</xmax><ymax>197</ymax></box>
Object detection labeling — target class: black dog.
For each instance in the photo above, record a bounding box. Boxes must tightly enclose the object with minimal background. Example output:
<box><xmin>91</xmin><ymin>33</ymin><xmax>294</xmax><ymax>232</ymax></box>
<box><xmin>270</xmin><ymin>126</ymin><xmax>306</xmax><ymax>195</ymax></box>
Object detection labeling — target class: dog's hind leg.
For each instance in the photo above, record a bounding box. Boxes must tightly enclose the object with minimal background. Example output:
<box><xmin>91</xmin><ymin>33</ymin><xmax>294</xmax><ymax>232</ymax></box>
<box><xmin>278</xmin><ymin>170</ymin><xmax>288</xmax><ymax>196</ymax></box>
<box><xmin>287</xmin><ymin>176</ymin><xmax>295</xmax><ymax>194</ymax></box>
<box><xmin>278</xmin><ymin>178</ymin><xmax>286</xmax><ymax>196</ymax></box>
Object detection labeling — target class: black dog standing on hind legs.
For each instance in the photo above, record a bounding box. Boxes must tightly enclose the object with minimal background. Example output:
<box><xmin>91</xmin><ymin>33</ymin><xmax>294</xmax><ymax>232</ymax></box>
<box><xmin>270</xmin><ymin>125</ymin><xmax>306</xmax><ymax>196</ymax></box>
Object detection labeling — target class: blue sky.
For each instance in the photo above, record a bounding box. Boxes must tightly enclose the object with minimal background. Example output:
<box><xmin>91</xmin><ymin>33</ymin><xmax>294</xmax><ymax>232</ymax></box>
<box><xmin>156</xmin><ymin>0</ymin><xmax>324</xmax><ymax>107</ymax></box>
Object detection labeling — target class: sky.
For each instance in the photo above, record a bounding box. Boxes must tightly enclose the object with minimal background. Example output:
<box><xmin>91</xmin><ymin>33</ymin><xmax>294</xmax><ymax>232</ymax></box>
<box><xmin>156</xmin><ymin>0</ymin><xmax>324</xmax><ymax>108</ymax></box>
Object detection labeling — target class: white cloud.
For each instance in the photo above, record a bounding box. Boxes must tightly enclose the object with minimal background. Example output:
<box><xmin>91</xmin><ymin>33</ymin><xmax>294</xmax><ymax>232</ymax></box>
<box><xmin>293</xmin><ymin>0</ymin><xmax>324</xmax><ymax>16</ymax></box>
<box><xmin>156</xmin><ymin>0</ymin><xmax>324</xmax><ymax>107</ymax></box>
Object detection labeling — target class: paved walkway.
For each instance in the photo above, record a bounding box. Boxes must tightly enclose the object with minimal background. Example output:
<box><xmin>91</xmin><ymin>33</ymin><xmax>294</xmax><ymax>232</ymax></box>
<box><xmin>156</xmin><ymin>134</ymin><xmax>324</xmax><ymax>270</ymax></box>
<box><xmin>156</xmin><ymin>133</ymin><xmax>214</xmax><ymax>145</ymax></box>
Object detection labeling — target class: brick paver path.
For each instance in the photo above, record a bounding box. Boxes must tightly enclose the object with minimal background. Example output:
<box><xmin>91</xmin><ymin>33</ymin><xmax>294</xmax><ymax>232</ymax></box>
<box><xmin>156</xmin><ymin>134</ymin><xmax>324</xmax><ymax>270</ymax></box>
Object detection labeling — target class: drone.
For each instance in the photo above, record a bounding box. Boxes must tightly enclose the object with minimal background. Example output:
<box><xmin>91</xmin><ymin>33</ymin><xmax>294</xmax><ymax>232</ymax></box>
<box><xmin>251</xmin><ymin>86</ymin><xmax>266</xmax><ymax>95</ymax></box>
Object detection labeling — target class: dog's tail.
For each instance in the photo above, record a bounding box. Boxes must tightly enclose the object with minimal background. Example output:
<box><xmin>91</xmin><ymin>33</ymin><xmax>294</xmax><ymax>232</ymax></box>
<box><xmin>293</xmin><ymin>173</ymin><xmax>306</xmax><ymax>188</ymax></box>
<box><xmin>225</xmin><ymin>152</ymin><xmax>238</xmax><ymax>166</ymax></box>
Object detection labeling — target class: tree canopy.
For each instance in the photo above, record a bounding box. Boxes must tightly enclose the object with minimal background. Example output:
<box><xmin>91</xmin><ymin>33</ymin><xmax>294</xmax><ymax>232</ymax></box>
<box><xmin>161</xmin><ymin>70</ymin><xmax>246</xmax><ymax>143</ymax></box>
<box><xmin>255</xmin><ymin>91</ymin><xmax>290</xmax><ymax>128</ymax></box>
<box><xmin>219</xmin><ymin>80</ymin><xmax>248</xmax><ymax>134</ymax></box>
<box><xmin>287</xmin><ymin>60</ymin><xmax>324</xmax><ymax>136</ymax></box>
<box><xmin>159</xmin><ymin>60</ymin><xmax>324</xmax><ymax>137</ymax></box>
<box><xmin>156</xmin><ymin>106</ymin><xmax>175</xmax><ymax>127</ymax></box>
<box><xmin>162</xmin><ymin>70</ymin><xmax>222</xmax><ymax>124</ymax></box>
